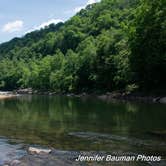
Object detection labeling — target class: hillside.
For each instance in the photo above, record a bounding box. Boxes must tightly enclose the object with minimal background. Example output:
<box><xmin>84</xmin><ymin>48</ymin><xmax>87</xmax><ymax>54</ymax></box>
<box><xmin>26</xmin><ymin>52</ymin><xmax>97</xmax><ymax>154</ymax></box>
<box><xmin>0</xmin><ymin>22</ymin><xmax>64</xmax><ymax>59</ymax></box>
<box><xmin>0</xmin><ymin>0</ymin><xmax>165</xmax><ymax>93</ymax></box>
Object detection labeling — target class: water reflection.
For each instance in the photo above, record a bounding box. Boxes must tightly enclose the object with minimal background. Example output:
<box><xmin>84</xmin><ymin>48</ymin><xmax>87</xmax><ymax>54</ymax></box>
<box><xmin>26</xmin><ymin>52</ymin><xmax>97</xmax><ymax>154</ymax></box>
<box><xmin>0</xmin><ymin>95</ymin><xmax>165</xmax><ymax>154</ymax></box>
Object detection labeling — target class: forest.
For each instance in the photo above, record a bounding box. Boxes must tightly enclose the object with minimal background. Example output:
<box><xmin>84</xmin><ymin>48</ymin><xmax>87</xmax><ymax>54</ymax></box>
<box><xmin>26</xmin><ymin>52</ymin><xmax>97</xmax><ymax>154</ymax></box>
<box><xmin>0</xmin><ymin>0</ymin><xmax>165</xmax><ymax>94</ymax></box>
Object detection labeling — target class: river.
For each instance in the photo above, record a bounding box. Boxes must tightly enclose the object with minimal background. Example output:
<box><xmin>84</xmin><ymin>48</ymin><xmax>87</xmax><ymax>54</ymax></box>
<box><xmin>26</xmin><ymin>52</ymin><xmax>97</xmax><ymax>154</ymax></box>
<box><xmin>0</xmin><ymin>95</ymin><xmax>166</xmax><ymax>165</ymax></box>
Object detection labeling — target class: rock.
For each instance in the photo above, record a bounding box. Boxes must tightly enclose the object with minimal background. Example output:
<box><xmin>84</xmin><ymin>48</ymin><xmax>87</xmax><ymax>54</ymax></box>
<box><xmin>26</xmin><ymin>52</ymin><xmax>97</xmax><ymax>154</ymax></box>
<box><xmin>106</xmin><ymin>92</ymin><xmax>111</xmax><ymax>95</ymax></box>
<box><xmin>98</xmin><ymin>95</ymin><xmax>107</xmax><ymax>100</ymax></box>
<box><xmin>81</xmin><ymin>92</ymin><xmax>87</xmax><ymax>96</ymax></box>
<box><xmin>49</xmin><ymin>92</ymin><xmax>54</xmax><ymax>95</ymax></box>
<box><xmin>148</xmin><ymin>131</ymin><xmax>166</xmax><ymax>137</ymax></box>
<box><xmin>10</xmin><ymin>159</ymin><xmax>21</xmax><ymax>165</ymax></box>
<box><xmin>66</xmin><ymin>93</ymin><xmax>75</xmax><ymax>97</ymax></box>
<box><xmin>33</xmin><ymin>90</ymin><xmax>38</xmax><ymax>94</ymax></box>
<box><xmin>28</xmin><ymin>147</ymin><xmax>52</xmax><ymax>154</ymax></box>
<box><xmin>0</xmin><ymin>91</ymin><xmax>13</xmax><ymax>95</ymax></box>
<box><xmin>16</xmin><ymin>88</ymin><xmax>33</xmax><ymax>94</ymax></box>
<box><xmin>17</xmin><ymin>150</ymin><xmax>109</xmax><ymax>166</ymax></box>
<box><xmin>153</xmin><ymin>97</ymin><xmax>160</xmax><ymax>102</ymax></box>
<box><xmin>69</xmin><ymin>131</ymin><xmax>166</xmax><ymax>147</ymax></box>
<box><xmin>148</xmin><ymin>160</ymin><xmax>166</xmax><ymax>166</ymax></box>
<box><xmin>159</xmin><ymin>97</ymin><xmax>166</xmax><ymax>104</ymax></box>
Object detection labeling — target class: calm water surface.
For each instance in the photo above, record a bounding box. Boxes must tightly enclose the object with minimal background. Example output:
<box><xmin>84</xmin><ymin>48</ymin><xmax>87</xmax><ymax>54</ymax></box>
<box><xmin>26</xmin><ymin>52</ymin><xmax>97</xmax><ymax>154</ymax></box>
<box><xmin>0</xmin><ymin>95</ymin><xmax>166</xmax><ymax>163</ymax></box>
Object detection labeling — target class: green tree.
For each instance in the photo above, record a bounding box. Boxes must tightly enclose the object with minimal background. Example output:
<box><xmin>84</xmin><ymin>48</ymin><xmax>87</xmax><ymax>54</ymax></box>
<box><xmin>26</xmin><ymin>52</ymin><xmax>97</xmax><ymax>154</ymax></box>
<box><xmin>129</xmin><ymin>0</ymin><xmax>166</xmax><ymax>90</ymax></box>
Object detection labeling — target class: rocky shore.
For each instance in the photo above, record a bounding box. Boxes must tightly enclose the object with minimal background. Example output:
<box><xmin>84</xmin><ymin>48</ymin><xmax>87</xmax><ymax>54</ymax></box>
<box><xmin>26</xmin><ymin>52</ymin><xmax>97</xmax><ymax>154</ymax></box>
<box><xmin>1</xmin><ymin>89</ymin><xmax>166</xmax><ymax>104</ymax></box>
<box><xmin>13</xmin><ymin>88</ymin><xmax>166</xmax><ymax>104</ymax></box>
<box><xmin>5</xmin><ymin>148</ymin><xmax>108</xmax><ymax>166</ymax></box>
<box><xmin>96</xmin><ymin>92</ymin><xmax>166</xmax><ymax>104</ymax></box>
<box><xmin>4</xmin><ymin>147</ymin><xmax>166</xmax><ymax>166</ymax></box>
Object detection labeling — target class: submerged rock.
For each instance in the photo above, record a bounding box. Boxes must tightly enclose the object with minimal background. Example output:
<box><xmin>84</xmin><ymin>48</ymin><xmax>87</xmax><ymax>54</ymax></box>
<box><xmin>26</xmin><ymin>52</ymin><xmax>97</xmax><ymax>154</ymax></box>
<box><xmin>8</xmin><ymin>150</ymin><xmax>110</xmax><ymax>166</ymax></box>
<box><xmin>69</xmin><ymin>132</ymin><xmax>166</xmax><ymax>147</ymax></box>
<box><xmin>148</xmin><ymin>160</ymin><xmax>166</xmax><ymax>166</ymax></box>
<box><xmin>10</xmin><ymin>159</ymin><xmax>21</xmax><ymax>165</ymax></box>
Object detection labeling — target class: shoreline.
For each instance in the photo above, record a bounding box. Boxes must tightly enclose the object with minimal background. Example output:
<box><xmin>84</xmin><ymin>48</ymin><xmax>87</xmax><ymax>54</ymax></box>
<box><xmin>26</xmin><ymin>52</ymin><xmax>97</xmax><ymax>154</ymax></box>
<box><xmin>0</xmin><ymin>88</ymin><xmax>166</xmax><ymax>104</ymax></box>
<box><xmin>0</xmin><ymin>94</ymin><xmax>19</xmax><ymax>99</ymax></box>
<box><xmin>15</xmin><ymin>88</ymin><xmax>166</xmax><ymax>104</ymax></box>
<box><xmin>1</xmin><ymin>89</ymin><xmax>166</xmax><ymax>103</ymax></box>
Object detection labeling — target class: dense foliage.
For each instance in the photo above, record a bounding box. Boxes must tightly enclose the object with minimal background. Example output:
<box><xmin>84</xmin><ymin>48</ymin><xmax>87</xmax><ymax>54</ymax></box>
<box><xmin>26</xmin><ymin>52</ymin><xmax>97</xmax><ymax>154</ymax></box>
<box><xmin>129</xmin><ymin>0</ymin><xmax>166</xmax><ymax>91</ymax></box>
<box><xmin>0</xmin><ymin>0</ymin><xmax>165</xmax><ymax>93</ymax></box>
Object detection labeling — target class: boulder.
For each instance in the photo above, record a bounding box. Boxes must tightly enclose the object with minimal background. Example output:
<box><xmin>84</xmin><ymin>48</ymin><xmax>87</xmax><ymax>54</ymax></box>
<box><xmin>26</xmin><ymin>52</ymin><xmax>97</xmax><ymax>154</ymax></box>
<box><xmin>153</xmin><ymin>97</ymin><xmax>160</xmax><ymax>102</ymax></box>
<box><xmin>16</xmin><ymin>88</ymin><xmax>33</xmax><ymax>94</ymax></box>
<box><xmin>159</xmin><ymin>97</ymin><xmax>166</xmax><ymax>104</ymax></box>
<box><xmin>28</xmin><ymin>147</ymin><xmax>52</xmax><ymax>154</ymax></box>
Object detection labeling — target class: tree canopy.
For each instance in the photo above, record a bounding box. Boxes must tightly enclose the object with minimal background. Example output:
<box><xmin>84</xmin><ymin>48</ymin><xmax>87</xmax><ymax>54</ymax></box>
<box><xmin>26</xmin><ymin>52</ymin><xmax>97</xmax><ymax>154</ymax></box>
<box><xmin>0</xmin><ymin>0</ymin><xmax>165</xmax><ymax>93</ymax></box>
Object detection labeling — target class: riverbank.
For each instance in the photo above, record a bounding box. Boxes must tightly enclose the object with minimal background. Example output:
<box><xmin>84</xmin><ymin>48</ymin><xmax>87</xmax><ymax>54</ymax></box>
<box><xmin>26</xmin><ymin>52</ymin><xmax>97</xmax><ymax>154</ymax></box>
<box><xmin>1</xmin><ymin>89</ymin><xmax>166</xmax><ymax>103</ymax></box>
<box><xmin>96</xmin><ymin>92</ymin><xmax>166</xmax><ymax>104</ymax></box>
<box><xmin>13</xmin><ymin>88</ymin><xmax>166</xmax><ymax>104</ymax></box>
<box><xmin>0</xmin><ymin>95</ymin><xmax>18</xmax><ymax>99</ymax></box>
<box><xmin>0</xmin><ymin>91</ymin><xmax>19</xmax><ymax>99</ymax></box>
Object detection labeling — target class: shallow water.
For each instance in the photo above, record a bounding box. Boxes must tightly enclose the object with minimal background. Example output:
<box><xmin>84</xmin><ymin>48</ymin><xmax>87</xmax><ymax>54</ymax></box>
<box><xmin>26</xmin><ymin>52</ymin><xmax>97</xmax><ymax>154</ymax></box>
<box><xmin>0</xmin><ymin>137</ymin><xmax>25</xmax><ymax>164</ymax></box>
<box><xmin>0</xmin><ymin>95</ymin><xmax>166</xmax><ymax>163</ymax></box>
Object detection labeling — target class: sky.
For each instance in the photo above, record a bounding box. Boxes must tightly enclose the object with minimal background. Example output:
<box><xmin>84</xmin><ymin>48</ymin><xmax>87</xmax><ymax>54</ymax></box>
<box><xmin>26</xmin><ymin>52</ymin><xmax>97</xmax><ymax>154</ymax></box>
<box><xmin>0</xmin><ymin>0</ymin><xmax>100</xmax><ymax>44</ymax></box>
